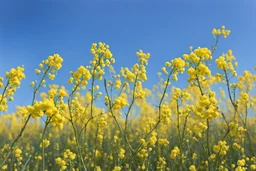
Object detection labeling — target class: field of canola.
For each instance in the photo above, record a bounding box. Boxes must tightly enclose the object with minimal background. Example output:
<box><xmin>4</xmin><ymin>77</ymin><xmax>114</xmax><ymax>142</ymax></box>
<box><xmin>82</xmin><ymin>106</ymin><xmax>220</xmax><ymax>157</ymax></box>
<box><xmin>0</xmin><ymin>26</ymin><xmax>256</xmax><ymax>171</ymax></box>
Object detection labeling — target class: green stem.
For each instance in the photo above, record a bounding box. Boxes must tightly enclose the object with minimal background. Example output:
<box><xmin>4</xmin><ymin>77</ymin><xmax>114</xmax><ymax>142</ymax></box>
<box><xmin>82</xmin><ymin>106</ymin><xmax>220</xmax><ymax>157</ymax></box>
<box><xmin>124</xmin><ymin>74</ymin><xmax>138</xmax><ymax>153</ymax></box>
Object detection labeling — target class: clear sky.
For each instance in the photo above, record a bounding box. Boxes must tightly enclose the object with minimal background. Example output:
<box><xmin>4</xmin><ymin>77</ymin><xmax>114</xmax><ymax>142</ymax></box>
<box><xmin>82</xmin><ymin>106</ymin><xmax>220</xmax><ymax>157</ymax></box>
<box><xmin>0</xmin><ymin>0</ymin><xmax>255</xmax><ymax>113</ymax></box>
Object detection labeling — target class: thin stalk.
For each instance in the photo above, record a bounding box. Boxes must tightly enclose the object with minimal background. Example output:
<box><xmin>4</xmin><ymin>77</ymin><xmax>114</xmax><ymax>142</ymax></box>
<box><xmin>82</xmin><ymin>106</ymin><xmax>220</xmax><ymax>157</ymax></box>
<box><xmin>124</xmin><ymin>69</ymin><xmax>174</xmax><ymax>166</ymax></box>
<box><xmin>92</xmin><ymin>126</ymin><xmax>99</xmax><ymax>171</ymax></box>
<box><xmin>67</xmin><ymin>79</ymin><xmax>88</xmax><ymax>171</ymax></box>
<box><xmin>104</xmin><ymin>79</ymin><xmax>135</xmax><ymax>153</ymax></box>
<box><xmin>223</xmin><ymin>69</ymin><xmax>255</xmax><ymax>155</ymax></box>
<box><xmin>176</xmin><ymin>100</ymin><xmax>182</xmax><ymax>149</ymax></box>
<box><xmin>124</xmin><ymin>74</ymin><xmax>138</xmax><ymax>153</ymax></box>
<box><xmin>41</xmin><ymin>116</ymin><xmax>53</xmax><ymax>171</ymax></box>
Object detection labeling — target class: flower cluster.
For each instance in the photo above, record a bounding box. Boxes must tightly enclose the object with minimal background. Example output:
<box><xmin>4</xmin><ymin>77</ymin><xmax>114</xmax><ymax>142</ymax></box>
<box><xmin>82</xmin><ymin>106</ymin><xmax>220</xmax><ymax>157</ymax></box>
<box><xmin>120</xmin><ymin>50</ymin><xmax>150</xmax><ymax>84</ymax></box>
<box><xmin>5</xmin><ymin>66</ymin><xmax>25</xmax><ymax>86</ymax></box>
<box><xmin>212</xmin><ymin>26</ymin><xmax>231</xmax><ymax>38</ymax></box>
<box><xmin>194</xmin><ymin>91</ymin><xmax>219</xmax><ymax>120</ymax></box>
<box><xmin>191</xmin><ymin>122</ymin><xmax>208</xmax><ymax>138</ymax></box>
<box><xmin>97</xmin><ymin>116</ymin><xmax>108</xmax><ymax>145</ymax></box>
<box><xmin>170</xmin><ymin>146</ymin><xmax>181</xmax><ymax>159</ymax></box>
<box><xmin>120</xmin><ymin>67</ymin><xmax>137</xmax><ymax>83</ymax></box>
<box><xmin>215</xmin><ymin>50</ymin><xmax>237</xmax><ymax>76</ymax></box>
<box><xmin>160</xmin><ymin>104</ymin><xmax>172</xmax><ymax>124</ymax></box>
<box><xmin>189</xmin><ymin>165</ymin><xmax>197</xmax><ymax>171</ymax></box>
<box><xmin>27</xmin><ymin>99</ymin><xmax>57</xmax><ymax>118</ymax></box>
<box><xmin>14</xmin><ymin>148</ymin><xmax>23</xmax><ymax>169</ymax></box>
<box><xmin>135</xmin><ymin>50</ymin><xmax>150</xmax><ymax>81</ymax></box>
<box><xmin>0</xmin><ymin>66</ymin><xmax>25</xmax><ymax>111</ymax></box>
<box><xmin>184</xmin><ymin>47</ymin><xmax>212</xmax><ymax>62</ymax></box>
<box><xmin>184</xmin><ymin>47</ymin><xmax>213</xmax><ymax>87</ymax></box>
<box><xmin>24</xmin><ymin>85</ymin><xmax>68</xmax><ymax>128</ymax></box>
<box><xmin>114</xmin><ymin>76</ymin><xmax>122</xmax><ymax>89</ymax></box>
<box><xmin>158</xmin><ymin>138</ymin><xmax>169</xmax><ymax>147</ymax></box>
<box><xmin>236</xmin><ymin>159</ymin><xmax>246</xmax><ymax>171</ymax></box>
<box><xmin>110</xmin><ymin>93</ymin><xmax>129</xmax><ymax>111</ymax></box>
<box><xmin>237</xmin><ymin>70</ymin><xmax>256</xmax><ymax>91</ymax></box>
<box><xmin>162</xmin><ymin>57</ymin><xmax>186</xmax><ymax>81</ymax></box>
<box><xmin>229</xmin><ymin>122</ymin><xmax>247</xmax><ymax>139</ymax></box>
<box><xmin>69</xmin><ymin>96</ymin><xmax>86</xmax><ymax>119</ymax></box>
<box><xmin>173</xmin><ymin>87</ymin><xmax>191</xmax><ymax>101</ymax></box>
<box><xmin>136</xmin><ymin>49</ymin><xmax>150</xmax><ymax>65</ymax></box>
<box><xmin>134</xmin><ymin>81</ymin><xmax>146</xmax><ymax>98</ymax></box>
<box><xmin>35</xmin><ymin>54</ymin><xmax>63</xmax><ymax>81</ymax></box>
<box><xmin>90</xmin><ymin>42</ymin><xmax>113</xmax><ymax>59</ymax></box>
<box><xmin>90</xmin><ymin>42</ymin><xmax>115</xmax><ymax>80</ymax></box>
<box><xmin>148</xmin><ymin>131</ymin><xmax>157</xmax><ymax>146</ymax></box>
<box><xmin>213</xmin><ymin>141</ymin><xmax>229</xmax><ymax>156</ymax></box>
<box><xmin>118</xmin><ymin>148</ymin><xmax>125</xmax><ymax>159</ymax></box>
<box><xmin>40</xmin><ymin>139</ymin><xmax>50</xmax><ymax>148</ymax></box>
<box><xmin>113</xmin><ymin>166</ymin><xmax>122</xmax><ymax>171</ymax></box>
<box><xmin>157</xmin><ymin>157</ymin><xmax>167</xmax><ymax>170</ymax></box>
<box><xmin>55</xmin><ymin>149</ymin><xmax>76</xmax><ymax>171</ymax></box>
<box><xmin>137</xmin><ymin>148</ymin><xmax>148</xmax><ymax>159</ymax></box>
<box><xmin>69</xmin><ymin>66</ymin><xmax>91</xmax><ymax>91</ymax></box>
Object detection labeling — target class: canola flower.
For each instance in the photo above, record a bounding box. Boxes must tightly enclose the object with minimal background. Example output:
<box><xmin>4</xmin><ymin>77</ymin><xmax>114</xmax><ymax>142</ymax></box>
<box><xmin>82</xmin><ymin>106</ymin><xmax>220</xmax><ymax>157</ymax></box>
<box><xmin>0</xmin><ymin>26</ymin><xmax>256</xmax><ymax>171</ymax></box>
<box><xmin>0</xmin><ymin>66</ymin><xmax>25</xmax><ymax>112</ymax></box>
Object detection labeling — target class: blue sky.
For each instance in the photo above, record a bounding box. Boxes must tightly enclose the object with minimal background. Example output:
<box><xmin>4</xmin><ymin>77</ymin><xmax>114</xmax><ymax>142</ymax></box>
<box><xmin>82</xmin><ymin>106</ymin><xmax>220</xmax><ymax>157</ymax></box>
<box><xmin>0</xmin><ymin>0</ymin><xmax>255</xmax><ymax>113</ymax></box>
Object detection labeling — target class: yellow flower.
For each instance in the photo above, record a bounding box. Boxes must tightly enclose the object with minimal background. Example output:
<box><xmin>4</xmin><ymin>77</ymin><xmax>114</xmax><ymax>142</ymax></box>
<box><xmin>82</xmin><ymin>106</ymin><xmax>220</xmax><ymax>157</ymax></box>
<box><xmin>250</xmin><ymin>165</ymin><xmax>256</xmax><ymax>170</ymax></box>
<box><xmin>1</xmin><ymin>164</ymin><xmax>8</xmax><ymax>170</ymax></box>
<box><xmin>118</xmin><ymin>148</ymin><xmax>125</xmax><ymax>159</ymax></box>
<box><xmin>170</xmin><ymin>146</ymin><xmax>180</xmax><ymax>159</ymax></box>
<box><xmin>35</xmin><ymin>69</ymin><xmax>41</xmax><ymax>74</ymax></box>
<box><xmin>189</xmin><ymin>165</ymin><xmax>196</xmax><ymax>171</ymax></box>
<box><xmin>113</xmin><ymin>166</ymin><xmax>122</xmax><ymax>171</ymax></box>
<box><xmin>237</xmin><ymin>159</ymin><xmax>245</xmax><ymax>167</ymax></box>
